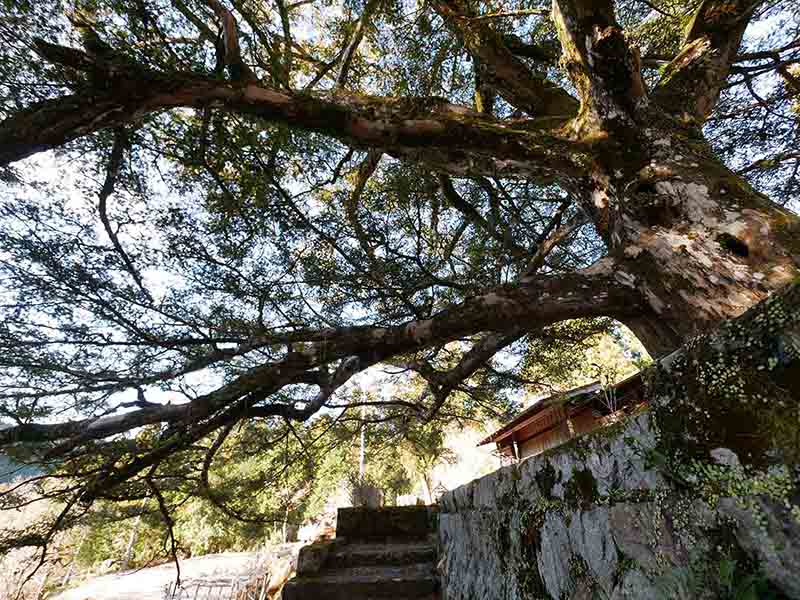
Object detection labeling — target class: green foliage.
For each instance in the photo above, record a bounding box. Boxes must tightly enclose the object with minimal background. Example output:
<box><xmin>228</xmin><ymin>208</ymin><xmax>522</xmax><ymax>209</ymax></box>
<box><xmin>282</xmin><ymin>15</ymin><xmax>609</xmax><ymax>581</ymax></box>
<box><xmin>654</xmin><ymin>552</ymin><xmax>778</xmax><ymax>600</ymax></box>
<box><xmin>68</xmin><ymin>394</ymin><xmax>467</xmax><ymax>567</ymax></box>
<box><xmin>522</xmin><ymin>320</ymin><xmax>650</xmax><ymax>395</ymax></box>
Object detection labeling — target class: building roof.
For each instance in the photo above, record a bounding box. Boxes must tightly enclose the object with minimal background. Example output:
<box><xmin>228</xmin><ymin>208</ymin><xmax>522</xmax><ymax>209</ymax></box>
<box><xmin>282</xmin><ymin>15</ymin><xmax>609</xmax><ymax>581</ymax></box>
<box><xmin>478</xmin><ymin>371</ymin><xmax>643</xmax><ymax>447</ymax></box>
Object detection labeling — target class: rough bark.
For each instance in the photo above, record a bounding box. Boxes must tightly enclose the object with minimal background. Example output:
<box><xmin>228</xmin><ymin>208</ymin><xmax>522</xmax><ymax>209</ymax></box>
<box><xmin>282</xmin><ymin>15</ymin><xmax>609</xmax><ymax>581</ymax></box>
<box><xmin>547</xmin><ymin>0</ymin><xmax>800</xmax><ymax>349</ymax></box>
<box><xmin>582</xmin><ymin>124</ymin><xmax>800</xmax><ymax>346</ymax></box>
<box><xmin>202</xmin><ymin>0</ymin><xmax>258</xmax><ymax>81</ymax></box>
<box><xmin>335</xmin><ymin>0</ymin><xmax>381</xmax><ymax>89</ymax></box>
<box><xmin>551</xmin><ymin>0</ymin><xmax>647</xmax><ymax>132</ymax></box>
<box><xmin>0</xmin><ymin>42</ymin><xmax>582</xmax><ymax>180</ymax></box>
<box><xmin>654</xmin><ymin>0</ymin><xmax>759</xmax><ymax>123</ymax></box>
<box><xmin>431</xmin><ymin>0</ymin><xmax>578</xmax><ymax>119</ymax></box>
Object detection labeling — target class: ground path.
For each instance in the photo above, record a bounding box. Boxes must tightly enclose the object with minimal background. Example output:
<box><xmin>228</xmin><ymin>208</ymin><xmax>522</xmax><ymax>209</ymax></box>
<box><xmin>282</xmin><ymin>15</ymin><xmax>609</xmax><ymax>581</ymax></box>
<box><xmin>52</xmin><ymin>544</ymin><xmax>303</xmax><ymax>600</ymax></box>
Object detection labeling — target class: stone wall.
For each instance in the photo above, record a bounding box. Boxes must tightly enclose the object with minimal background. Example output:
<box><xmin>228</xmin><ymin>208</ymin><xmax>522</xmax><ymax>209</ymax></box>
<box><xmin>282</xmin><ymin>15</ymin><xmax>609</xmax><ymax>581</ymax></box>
<box><xmin>438</xmin><ymin>282</ymin><xmax>800</xmax><ymax>600</ymax></box>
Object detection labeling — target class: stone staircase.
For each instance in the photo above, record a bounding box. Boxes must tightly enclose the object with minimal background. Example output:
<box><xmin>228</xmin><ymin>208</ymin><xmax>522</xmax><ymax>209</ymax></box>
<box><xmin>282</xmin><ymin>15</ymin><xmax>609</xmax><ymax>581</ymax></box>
<box><xmin>281</xmin><ymin>506</ymin><xmax>439</xmax><ymax>600</ymax></box>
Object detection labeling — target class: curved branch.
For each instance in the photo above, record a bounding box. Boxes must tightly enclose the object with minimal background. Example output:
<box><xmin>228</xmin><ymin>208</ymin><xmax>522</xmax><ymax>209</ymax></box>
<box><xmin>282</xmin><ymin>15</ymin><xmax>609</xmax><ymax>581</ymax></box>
<box><xmin>438</xmin><ymin>174</ymin><xmax>526</xmax><ymax>258</ymax></box>
<box><xmin>522</xmin><ymin>208</ymin><xmax>587</xmax><ymax>277</ymax></box>
<box><xmin>146</xmin><ymin>473</ymin><xmax>181</xmax><ymax>587</ymax></box>
<box><xmin>97</xmin><ymin>129</ymin><xmax>151</xmax><ymax>300</ymax></box>
<box><xmin>335</xmin><ymin>0</ymin><xmax>381</xmax><ymax>89</ymax></box>
<box><xmin>197</xmin><ymin>420</ymin><xmax>277</xmax><ymax>523</ymax></box>
<box><xmin>0</xmin><ymin>41</ymin><xmax>586</xmax><ymax>181</ymax></box>
<box><xmin>0</xmin><ymin>262</ymin><xmax>642</xmax><ymax>453</ymax></box>
<box><xmin>345</xmin><ymin>150</ymin><xmax>382</xmax><ymax>261</ymax></box>
<box><xmin>738</xmin><ymin>151</ymin><xmax>800</xmax><ymax>175</ymax></box>
<box><xmin>431</xmin><ymin>0</ymin><xmax>578</xmax><ymax>119</ymax></box>
<box><xmin>422</xmin><ymin>328</ymin><xmax>525</xmax><ymax>419</ymax></box>
<box><xmin>653</xmin><ymin>0</ymin><xmax>761</xmax><ymax>123</ymax></box>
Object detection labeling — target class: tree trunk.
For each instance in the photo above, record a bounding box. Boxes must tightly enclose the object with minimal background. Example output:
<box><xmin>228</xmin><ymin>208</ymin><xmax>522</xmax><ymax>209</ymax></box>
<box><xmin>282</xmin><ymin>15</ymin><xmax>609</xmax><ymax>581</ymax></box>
<box><xmin>583</xmin><ymin>124</ymin><xmax>800</xmax><ymax>353</ymax></box>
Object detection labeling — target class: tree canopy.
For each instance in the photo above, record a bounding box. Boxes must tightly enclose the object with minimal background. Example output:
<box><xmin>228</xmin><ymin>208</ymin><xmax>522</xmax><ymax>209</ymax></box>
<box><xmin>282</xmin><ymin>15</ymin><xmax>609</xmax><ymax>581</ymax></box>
<box><xmin>0</xmin><ymin>0</ymin><xmax>798</xmax><ymax>578</ymax></box>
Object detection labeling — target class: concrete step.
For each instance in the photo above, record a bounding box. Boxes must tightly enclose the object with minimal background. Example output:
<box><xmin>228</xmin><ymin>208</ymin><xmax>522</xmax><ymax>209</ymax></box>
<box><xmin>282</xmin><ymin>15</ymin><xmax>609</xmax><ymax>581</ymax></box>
<box><xmin>327</xmin><ymin>541</ymin><xmax>436</xmax><ymax>569</ymax></box>
<box><xmin>336</xmin><ymin>506</ymin><xmax>438</xmax><ymax>542</ymax></box>
<box><xmin>281</xmin><ymin>562</ymin><xmax>437</xmax><ymax>600</ymax></box>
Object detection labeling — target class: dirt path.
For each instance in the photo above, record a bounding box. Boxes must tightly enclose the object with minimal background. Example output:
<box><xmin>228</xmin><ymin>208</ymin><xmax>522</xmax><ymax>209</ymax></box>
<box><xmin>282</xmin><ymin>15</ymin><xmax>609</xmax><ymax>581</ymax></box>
<box><xmin>51</xmin><ymin>544</ymin><xmax>303</xmax><ymax>600</ymax></box>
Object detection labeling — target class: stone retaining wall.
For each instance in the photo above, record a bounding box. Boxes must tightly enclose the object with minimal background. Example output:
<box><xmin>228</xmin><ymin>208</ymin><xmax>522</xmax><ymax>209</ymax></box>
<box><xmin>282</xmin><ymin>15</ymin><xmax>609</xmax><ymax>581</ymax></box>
<box><xmin>438</xmin><ymin>283</ymin><xmax>800</xmax><ymax>600</ymax></box>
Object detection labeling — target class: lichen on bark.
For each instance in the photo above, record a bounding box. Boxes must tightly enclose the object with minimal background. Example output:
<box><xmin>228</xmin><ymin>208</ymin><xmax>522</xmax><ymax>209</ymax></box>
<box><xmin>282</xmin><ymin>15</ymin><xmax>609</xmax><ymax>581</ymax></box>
<box><xmin>648</xmin><ymin>280</ymin><xmax>800</xmax><ymax>468</ymax></box>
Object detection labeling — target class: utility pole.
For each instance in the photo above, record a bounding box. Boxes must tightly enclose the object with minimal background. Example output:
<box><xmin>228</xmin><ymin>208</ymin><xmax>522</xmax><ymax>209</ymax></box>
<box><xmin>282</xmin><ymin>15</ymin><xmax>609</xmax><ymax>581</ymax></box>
<box><xmin>359</xmin><ymin>397</ymin><xmax>366</xmax><ymax>478</ymax></box>
<box><xmin>61</xmin><ymin>527</ymin><xmax>89</xmax><ymax>589</ymax></box>
<box><xmin>121</xmin><ymin>497</ymin><xmax>148</xmax><ymax>571</ymax></box>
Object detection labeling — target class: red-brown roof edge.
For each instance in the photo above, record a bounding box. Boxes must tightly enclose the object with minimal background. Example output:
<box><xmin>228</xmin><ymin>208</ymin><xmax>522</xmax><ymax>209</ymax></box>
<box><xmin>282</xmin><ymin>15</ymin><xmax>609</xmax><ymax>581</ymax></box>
<box><xmin>478</xmin><ymin>371</ymin><xmax>644</xmax><ymax>447</ymax></box>
<box><xmin>477</xmin><ymin>381</ymin><xmax>601</xmax><ymax>446</ymax></box>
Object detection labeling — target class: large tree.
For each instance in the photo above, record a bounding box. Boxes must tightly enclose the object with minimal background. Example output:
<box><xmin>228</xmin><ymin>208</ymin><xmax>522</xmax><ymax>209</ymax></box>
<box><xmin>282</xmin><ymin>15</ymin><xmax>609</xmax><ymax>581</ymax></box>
<box><xmin>0</xmin><ymin>0</ymin><xmax>798</xmax><ymax>566</ymax></box>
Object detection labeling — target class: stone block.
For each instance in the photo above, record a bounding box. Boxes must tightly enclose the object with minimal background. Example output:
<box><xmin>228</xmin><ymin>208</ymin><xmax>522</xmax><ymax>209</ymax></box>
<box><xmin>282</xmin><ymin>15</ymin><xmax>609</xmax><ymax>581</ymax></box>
<box><xmin>296</xmin><ymin>539</ymin><xmax>338</xmax><ymax>575</ymax></box>
<box><xmin>568</xmin><ymin>507</ymin><xmax>617</xmax><ymax>596</ymax></box>
<box><xmin>452</xmin><ymin>479</ymin><xmax>475</xmax><ymax>511</ymax></box>
<box><xmin>438</xmin><ymin>489</ymin><xmax>457</xmax><ymax>513</ymax></box>
<box><xmin>336</xmin><ymin>506</ymin><xmax>437</xmax><ymax>542</ymax></box>
<box><xmin>537</xmin><ymin>511</ymin><xmax>572</xmax><ymax>600</ymax></box>
<box><xmin>473</xmin><ymin>464</ymin><xmax>517</xmax><ymax>509</ymax></box>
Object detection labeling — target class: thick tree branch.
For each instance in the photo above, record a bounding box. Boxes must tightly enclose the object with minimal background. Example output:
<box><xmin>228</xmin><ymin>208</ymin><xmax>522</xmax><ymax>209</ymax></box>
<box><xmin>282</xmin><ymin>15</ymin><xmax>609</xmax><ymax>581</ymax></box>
<box><xmin>738</xmin><ymin>151</ymin><xmax>800</xmax><ymax>175</ymax></box>
<box><xmin>653</xmin><ymin>0</ymin><xmax>761</xmax><ymax>123</ymax></box>
<box><xmin>420</xmin><ymin>329</ymin><xmax>525</xmax><ymax>419</ymax></box>
<box><xmin>202</xmin><ymin>0</ymin><xmax>257</xmax><ymax>81</ymax></box>
<box><xmin>552</xmin><ymin>0</ymin><xmax>646</xmax><ymax>129</ymax></box>
<box><xmin>273</xmin><ymin>0</ymin><xmax>293</xmax><ymax>87</ymax></box>
<box><xmin>0</xmin><ymin>264</ymin><xmax>643</xmax><ymax>452</ymax></box>
<box><xmin>335</xmin><ymin>0</ymin><xmax>381</xmax><ymax>89</ymax></box>
<box><xmin>78</xmin><ymin>384</ymin><xmax>325</xmax><ymax>503</ymax></box>
<box><xmin>431</xmin><ymin>0</ymin><xmax>578</xmax><ymax>119</ymax></box>
<box><xmin>473</xmin><ymin>56</ymin><xmax>496</xmax><ymax>115</ymax></box>
<box><xmin>0</xmin><ymin>41</ymin><xmax>586</xmax><ymax>180</ymax></box>
<box><xmin>501</xmin><ymin>34</ymin><xmax>559</xmax><ymax>63</ymax></box>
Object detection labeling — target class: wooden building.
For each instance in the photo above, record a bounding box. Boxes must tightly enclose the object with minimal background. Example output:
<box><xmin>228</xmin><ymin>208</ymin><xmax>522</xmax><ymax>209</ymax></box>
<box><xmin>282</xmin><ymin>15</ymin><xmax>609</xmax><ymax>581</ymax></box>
<box><xmin>479</xmin><ymin>372</ymin><xmax>645</xmax><ymax>462</ymax></box>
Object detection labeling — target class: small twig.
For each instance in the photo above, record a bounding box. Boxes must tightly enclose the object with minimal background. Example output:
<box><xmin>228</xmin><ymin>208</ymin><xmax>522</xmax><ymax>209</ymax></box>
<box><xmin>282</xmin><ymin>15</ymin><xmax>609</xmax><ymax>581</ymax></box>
<box><xmin>146</xmin><ymin>472</ymin><xmax>181</xmax><ymax>588</ymax></box>
<box><xmin>634</xmin><ymin>0</ymin><xmax>677</xmax><ymax>19</ymax></box>
<box><xmin>463</xmin><ymin>8</ymin><xmax>549</xmax><ymax>21</ymax></box>
<box><xmin>335</xmin><ymin>0</ymin><xmax>382</xmax><ymax>89</ymax></box>
<box><xmin>97</xmin><ymin>128</ymin><xmax>152</xmax><ymax>301</ymax></box>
